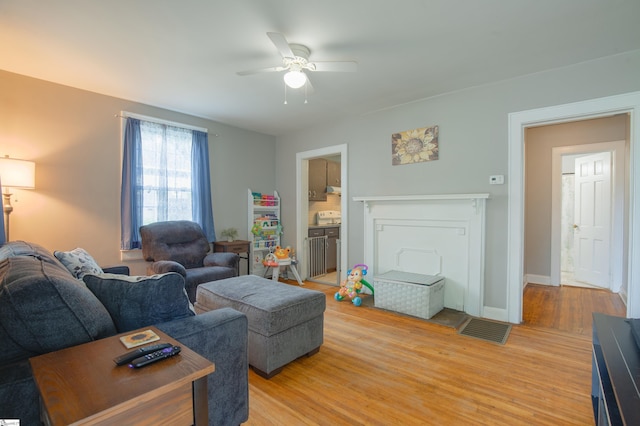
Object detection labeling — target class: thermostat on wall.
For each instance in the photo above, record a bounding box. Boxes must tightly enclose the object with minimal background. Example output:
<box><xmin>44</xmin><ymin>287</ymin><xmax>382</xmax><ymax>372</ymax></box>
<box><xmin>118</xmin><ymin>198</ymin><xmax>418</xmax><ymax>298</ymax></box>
<box><xmin>489</xmin><ymin>175</ymin><xmax>504</xmax><ymax>185</ymax></box>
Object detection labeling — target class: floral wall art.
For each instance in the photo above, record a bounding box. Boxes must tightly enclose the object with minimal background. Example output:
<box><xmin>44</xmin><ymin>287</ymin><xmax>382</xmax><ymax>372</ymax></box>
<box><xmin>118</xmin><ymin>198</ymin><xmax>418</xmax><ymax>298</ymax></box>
<box><xmin>392</xmin><ymin>125</ymin><xmax>439</xmax><ymax>165</ymax></box>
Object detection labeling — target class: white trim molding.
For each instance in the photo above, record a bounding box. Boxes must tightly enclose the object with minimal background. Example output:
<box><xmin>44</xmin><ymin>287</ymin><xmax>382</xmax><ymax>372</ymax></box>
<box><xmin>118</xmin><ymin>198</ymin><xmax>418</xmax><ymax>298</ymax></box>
<box><xmin>525</xmin><ymin>274</ymin><xmax>552</xmax><ymax>286</ymax></box>
<box><xmin>296</xmin><ymin>144</ymin><xmax>348</xmax><ymax>282</ymax></box>
<box><xmin>550</xmin><ymin>141</ymin><xmax>626</xmax><ymax>292</ymax></box>
<box><xmin>354</xmin><ymin>193</ymin><xmax>489</xmax><ymax>317</ymax></box>
<box><xmin>508</xmin><ymin>91</ymin><xmax>640</xmax><ymax>323</ymax></box>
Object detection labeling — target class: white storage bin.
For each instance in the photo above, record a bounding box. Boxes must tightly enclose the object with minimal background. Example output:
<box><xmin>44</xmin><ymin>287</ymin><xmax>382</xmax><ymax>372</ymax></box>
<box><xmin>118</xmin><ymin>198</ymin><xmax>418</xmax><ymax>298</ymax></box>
<box><xmin>373</xmin><ymin>270</ymin><xmax>445</xmax><ymax>319</ymax></box>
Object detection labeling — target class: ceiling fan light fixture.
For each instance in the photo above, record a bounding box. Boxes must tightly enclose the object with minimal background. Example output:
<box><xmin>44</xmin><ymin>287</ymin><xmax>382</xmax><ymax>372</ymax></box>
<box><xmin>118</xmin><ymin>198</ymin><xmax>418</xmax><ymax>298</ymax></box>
<box><xmin>284</xmin><ymin>70</ymin><xmax>307</xmax><ymax>89</ymax></box>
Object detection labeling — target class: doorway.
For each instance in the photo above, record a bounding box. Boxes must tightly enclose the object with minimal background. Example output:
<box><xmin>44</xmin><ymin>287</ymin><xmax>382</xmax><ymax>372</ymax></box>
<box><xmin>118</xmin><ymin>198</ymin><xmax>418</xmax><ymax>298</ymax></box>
<box><xmin>551</xmin><ymin>140</ymin><xmax>627</xmax><ymax>291</ymax></box>
<box><xmin>508</xmin><ymin>91</ymin><xmax>640</xmax><ymax>323</ymax></box>
<box><xmin>560</xmin><ymin>151</ymin><xmax>613</xmax><ymax>289</ymax></box>
<box><xmin>296</xmin><ymin>144</ymin><xmax>348</xmax><ymax>285</ymax></box>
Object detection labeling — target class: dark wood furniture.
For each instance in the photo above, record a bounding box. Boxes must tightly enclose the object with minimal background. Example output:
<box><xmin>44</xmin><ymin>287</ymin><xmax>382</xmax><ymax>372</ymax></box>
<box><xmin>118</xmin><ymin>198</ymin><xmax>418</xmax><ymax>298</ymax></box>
<box><xmin>30</xmin><ymin>327</ymin><xmax>214</xmax><ymax>426</ymax></box>
<box><xmin>214</xmin><ymin>240</ymin><xmax>250</xmax><ymax>275</ymax></box>
<box><xmin>592</xmin><ymin>313</ymin><xmax>640</xmax><ymax>425</ymax></box>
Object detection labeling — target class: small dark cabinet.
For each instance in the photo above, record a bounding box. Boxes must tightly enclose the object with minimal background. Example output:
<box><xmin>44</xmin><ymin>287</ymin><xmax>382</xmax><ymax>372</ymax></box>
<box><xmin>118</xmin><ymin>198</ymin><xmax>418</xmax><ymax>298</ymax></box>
<box><xmin>325</xmin><ymin>227</ymin><xmax>339</xmax><ymax>272</ymax></box>
<box><xmin>591</xmin><ymin>313</ymin><xmax>640</xmax><ymax>425</ymax></box>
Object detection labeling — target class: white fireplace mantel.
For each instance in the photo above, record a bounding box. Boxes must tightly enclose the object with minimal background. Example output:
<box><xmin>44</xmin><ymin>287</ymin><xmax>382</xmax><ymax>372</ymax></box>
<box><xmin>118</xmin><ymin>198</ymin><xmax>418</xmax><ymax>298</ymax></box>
<box><xmin>353</xmin><ymin>193</ymin><xmax>490</xmax><ymax>318</ymax></box>
<box><xmin>353</xmin><ymin>193</ymin><xmax>490</xmax><ymax>202</ymax></box>
<box><xmin>354</xmin><ymin>193</ymin><xmax>490</xmax><ymax>213</ymax></box>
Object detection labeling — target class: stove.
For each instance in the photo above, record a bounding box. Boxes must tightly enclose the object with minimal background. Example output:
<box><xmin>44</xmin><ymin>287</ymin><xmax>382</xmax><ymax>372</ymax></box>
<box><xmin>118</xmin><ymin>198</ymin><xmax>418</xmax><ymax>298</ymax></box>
<box><xmin>316</xmin><ymin>210</ymin><xmax>341</xmax><ymax>226</ymax></box>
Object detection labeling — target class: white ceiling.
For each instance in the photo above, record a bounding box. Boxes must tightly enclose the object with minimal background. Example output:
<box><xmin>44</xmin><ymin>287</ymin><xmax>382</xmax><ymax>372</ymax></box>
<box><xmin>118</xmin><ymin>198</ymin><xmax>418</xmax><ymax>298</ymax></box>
<box><xmin>2</xmin><ymin>0</ymin><xmax>639</xmax><ymax>136</ymax></box>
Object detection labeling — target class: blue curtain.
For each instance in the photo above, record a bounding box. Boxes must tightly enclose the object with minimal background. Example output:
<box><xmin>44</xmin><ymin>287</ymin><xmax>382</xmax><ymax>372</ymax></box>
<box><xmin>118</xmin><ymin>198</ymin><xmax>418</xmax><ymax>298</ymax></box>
<box><xmin>120</xmin><ymin>118</ymin><xmax>144</xmax><ymax>250</ymax></box>
<box><xmin>0</xmin><ymin>177</ymin><xmax>6</xmax><ymax>245</ymax></box>
<box><xmin>191</xmin><ymin>130</ymin><xmax>216</xmax><ymax>241</ymax></box>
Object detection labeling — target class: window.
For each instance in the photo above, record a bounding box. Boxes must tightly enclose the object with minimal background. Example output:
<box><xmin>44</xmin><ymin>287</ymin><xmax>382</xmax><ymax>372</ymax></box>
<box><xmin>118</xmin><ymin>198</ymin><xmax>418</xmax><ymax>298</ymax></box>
<box><xmin>120</xmin><ymin>115</ymin><xmax>215</xmax><ymax>250</ymax></box>
<box><xmin>139</xmin><ymin>121</ymin><xmax>193</xmax><ymax>224</ymax></box>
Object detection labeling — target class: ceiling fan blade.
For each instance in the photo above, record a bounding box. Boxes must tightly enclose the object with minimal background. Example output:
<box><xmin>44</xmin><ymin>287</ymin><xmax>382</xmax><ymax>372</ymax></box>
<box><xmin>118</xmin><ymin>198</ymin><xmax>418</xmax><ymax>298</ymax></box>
<box><xmin>267</xmin><ymin>32</ymin><xmax>295</xmax><ymax>58</ymax></box>
<box><xmin>237</xmin><ymin>66</ymin><xmax>287</xmax><ymax>76</ymax></box>
<box><xmin>305</xmin><ymin>77</ymin><xmax>315</xmax><ymax>95</ymax></box>
<box><xmin>309</xmin><ymin>61</ymin><xmax>358</xmax><ymax>72</ymax></box>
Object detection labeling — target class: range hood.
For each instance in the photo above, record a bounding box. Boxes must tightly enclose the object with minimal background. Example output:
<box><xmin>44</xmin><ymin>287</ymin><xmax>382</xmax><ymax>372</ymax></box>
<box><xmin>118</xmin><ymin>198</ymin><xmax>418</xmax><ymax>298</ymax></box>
<box><xmin>326</xmin><ymin>186</ymin><xmax>341</xmax><ymax>195</ymax></box>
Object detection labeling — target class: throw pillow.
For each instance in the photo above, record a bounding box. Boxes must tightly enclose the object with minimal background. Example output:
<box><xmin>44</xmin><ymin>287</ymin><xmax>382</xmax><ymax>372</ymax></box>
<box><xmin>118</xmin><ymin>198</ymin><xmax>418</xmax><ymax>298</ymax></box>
<box><xmin>83</xmin><ymin>272</ymin><xmax>195</xmax><ymax>332</ymax></box>
<box><xmin>54</xmin><ymin>247</ymin><xmax>103</xmax><ymax>279</ymax></box>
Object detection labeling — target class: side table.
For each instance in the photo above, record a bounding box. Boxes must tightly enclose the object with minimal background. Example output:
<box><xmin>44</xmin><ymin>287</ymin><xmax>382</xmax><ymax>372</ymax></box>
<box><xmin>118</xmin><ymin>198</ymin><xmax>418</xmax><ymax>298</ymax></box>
<box><xmin>214</xmin><ymin>240</ymin><xmax>250</xmax><ymax>275</ymax></box>
<box><xmin>30</xmin><ymin>327</ymin><xmax>214</xmax><ymax>426</ymax></box>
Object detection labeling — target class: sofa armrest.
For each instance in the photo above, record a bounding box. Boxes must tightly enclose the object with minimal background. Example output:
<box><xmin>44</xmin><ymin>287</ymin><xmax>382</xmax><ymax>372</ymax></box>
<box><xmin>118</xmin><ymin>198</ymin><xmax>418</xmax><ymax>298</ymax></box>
<box><xmin>203</xmin><ymin>252</ymin><xmax>239</xmax><ymax>270</ymax></box>
<box><xmin>101</xmin><ymin>265</ymin><xmax>130</xmax><ymax>275</ymax></box>
<box><xmin>148</xmin><ymin>260</ymin><xmax>187</xmax><ymax>277</ymax></box>
<box><xmin>0</xmin><ymin>360</ymin><xmax>40</xmax><ymax>425</ymax></box>
<box><xmin>156</xmin><ymin>308</ymin><xmax>248</xmax><ymax>426</ymax></box>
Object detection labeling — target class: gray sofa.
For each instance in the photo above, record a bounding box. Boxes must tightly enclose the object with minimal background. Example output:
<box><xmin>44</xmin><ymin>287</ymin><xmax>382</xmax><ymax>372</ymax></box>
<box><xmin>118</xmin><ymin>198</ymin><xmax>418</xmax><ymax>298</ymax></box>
<box><xmin>0</xmin><ymin>241</ymin><xmax>249</xmax><ymax>426</ymax></box>
<box><xmin>140</xmin><ymin>220</ymin><xmax>239</xmax><ymax>302</ymax></box>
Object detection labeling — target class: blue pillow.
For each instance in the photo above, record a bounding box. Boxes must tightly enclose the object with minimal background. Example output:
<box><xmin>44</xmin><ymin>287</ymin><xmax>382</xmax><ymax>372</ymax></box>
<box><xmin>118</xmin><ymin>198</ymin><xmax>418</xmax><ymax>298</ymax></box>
<box><xmin>83</xmin><ymin>272</ymin><xmax>195</xmax><ymax>332</ymax></box>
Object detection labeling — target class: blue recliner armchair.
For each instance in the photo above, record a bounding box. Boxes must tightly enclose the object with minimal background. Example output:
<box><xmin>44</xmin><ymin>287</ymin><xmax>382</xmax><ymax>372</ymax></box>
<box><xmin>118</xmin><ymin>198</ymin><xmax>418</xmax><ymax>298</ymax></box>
<box><xmin>140</xmin><ymin>221</ymin><xmax>239</xmax><ymax>302</ymax></box>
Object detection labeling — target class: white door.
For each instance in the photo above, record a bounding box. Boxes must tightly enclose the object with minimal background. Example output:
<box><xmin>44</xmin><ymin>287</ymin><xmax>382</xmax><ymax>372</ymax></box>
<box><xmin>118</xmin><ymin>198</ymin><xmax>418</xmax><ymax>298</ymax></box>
<box><xmin>573</xmin><ymin>152</ymin><xmax>611</xmax><ymax>288</ymax></box>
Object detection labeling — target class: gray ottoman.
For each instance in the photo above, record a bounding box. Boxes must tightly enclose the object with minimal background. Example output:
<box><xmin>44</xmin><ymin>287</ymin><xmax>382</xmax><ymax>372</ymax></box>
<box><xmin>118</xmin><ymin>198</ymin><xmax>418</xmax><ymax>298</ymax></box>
<box><xmin>195</xmin><ymin>275</ymin><xmax>325</xmax><ymax>378</ymax></box>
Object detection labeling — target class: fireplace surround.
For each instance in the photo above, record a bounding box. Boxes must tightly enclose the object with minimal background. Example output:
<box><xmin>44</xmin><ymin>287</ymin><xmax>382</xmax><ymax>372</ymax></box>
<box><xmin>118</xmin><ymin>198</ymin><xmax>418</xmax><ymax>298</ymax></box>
<box><xmin>354</xmin><ymin>194</ymin><xmax>489</xmax><ymax>317</ymax></box>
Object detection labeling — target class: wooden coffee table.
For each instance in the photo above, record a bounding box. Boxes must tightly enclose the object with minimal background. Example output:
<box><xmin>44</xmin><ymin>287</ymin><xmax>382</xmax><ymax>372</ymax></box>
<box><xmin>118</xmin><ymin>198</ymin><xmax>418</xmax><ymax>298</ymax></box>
<box><xmin>30</xmin><ymin>327</ymin><xmax>214</xmax><ymax>425</ymax></box>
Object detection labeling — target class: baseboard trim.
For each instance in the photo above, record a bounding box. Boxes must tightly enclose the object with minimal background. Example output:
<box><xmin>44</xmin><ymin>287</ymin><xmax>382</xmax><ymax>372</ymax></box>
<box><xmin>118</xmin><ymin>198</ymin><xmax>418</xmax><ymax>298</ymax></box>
<box><xmin>619</xmin><ymin>288</ymin><xmax>628</xmax><ymax>307</ymax></box>
<box><xmin>482</xmin><ymin>306</ymin><xmax>508</xmax><ymax>322</ymax></box>
<box><xmin>525</xmin><ymin>274</ymin><xmax>551</xmax><ymax>286</ymax></box>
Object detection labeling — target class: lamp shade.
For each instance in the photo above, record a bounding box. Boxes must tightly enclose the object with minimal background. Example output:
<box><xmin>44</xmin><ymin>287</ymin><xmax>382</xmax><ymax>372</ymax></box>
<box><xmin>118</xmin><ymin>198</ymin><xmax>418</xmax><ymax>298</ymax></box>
<box><xmin>0</xmin><ymin>157</ymin><xmax>35</xmax><ymax>189</ymax></box>
<box><xmin>283</xmin><ymin>70</ymin><xmax>307</xmax><ymax>89</ymax></box>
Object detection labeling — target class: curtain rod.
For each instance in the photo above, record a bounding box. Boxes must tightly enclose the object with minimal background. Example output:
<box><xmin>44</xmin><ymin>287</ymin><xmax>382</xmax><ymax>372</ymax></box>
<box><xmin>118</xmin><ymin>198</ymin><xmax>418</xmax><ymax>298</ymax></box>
<box><xmin>114</xmin><ymin>112</ymin><xmax>215</xmax><ymax>135</ymax></box>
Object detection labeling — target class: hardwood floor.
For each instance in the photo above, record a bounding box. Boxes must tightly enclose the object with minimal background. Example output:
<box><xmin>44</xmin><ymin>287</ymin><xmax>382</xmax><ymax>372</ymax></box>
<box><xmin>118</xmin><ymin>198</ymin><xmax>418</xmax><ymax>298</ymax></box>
<box><xmin>244</xmin><ymin>281</ymin><xmax>626</xmax><ymax>425</ymax></box>
<box><xmin>523</xmin><ymin>283</ymin><xmax>626</xmax><ymax>335</ymax></box>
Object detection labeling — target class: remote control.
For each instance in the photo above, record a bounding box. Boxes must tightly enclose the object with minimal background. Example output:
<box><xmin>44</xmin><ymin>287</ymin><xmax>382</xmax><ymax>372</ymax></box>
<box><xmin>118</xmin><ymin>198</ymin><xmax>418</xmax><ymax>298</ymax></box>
<box><xmin>113</xmin><ymin>342</ymin><xmax>173</xmax><ymax>366</ymax></box>
<box><xmin>129</xmin><ymin>345</ymin><xmax>181</xmax><ymax>368</ymax></box>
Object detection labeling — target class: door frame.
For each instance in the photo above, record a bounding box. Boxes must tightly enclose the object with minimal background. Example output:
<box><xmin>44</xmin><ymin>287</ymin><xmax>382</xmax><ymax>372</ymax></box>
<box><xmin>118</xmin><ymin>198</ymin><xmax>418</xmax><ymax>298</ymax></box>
<box><xmin>551</xmin><ymin>141</ymin><xmax>626</xmax><ymax>291</ymax></box>
<box><xmin>508</xmin><ymin>91</ymin><xmax>640</xmax><ymax>323</ymax></box>
<box><xmin>296</xmin><ymin>144</ymin><xmax>348</xmax><ymax>282</ymax></box>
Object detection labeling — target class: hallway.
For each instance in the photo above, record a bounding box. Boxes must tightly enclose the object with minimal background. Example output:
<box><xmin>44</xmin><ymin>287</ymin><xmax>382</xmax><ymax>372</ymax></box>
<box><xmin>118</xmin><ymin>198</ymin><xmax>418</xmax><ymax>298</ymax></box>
<box><xmin>522</xmin><ymin>283</ymin><xmax>626</xmax><ymax>335</ymax></box>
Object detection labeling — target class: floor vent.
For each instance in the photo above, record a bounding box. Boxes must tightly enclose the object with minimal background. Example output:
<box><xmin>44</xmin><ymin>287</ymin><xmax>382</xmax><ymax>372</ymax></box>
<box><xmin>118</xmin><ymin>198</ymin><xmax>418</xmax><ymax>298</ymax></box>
<box><xmin>458</xmin><ymin>317</ymin><xmax>511</xmax><ymax>345</ymax></box>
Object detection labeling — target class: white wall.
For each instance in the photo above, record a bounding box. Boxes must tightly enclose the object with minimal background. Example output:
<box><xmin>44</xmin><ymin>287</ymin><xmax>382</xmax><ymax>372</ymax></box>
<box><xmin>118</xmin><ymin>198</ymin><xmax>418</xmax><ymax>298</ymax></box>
<box><xmin>275</xmin><ymin>50</ymin><xmax>640</xmax><ymax>312</ymax></box>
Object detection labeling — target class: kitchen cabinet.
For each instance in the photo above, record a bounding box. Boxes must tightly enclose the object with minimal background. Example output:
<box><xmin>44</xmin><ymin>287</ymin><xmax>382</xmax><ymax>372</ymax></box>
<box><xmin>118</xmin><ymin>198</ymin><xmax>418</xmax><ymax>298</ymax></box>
<box><xmin>326</xmin><ymin>161</ymin><xmax>341</xmax><ymax>187</ymax></box>
<box><xmin>325</xmin><ymin>227</ymin><xmax>339</xmax><ymax>272</ymax></box>
<box><xmin>308</xmin><ymin>159</ymin><xmax>341</xmax><ymax>201</ymax></box>
<box><xmin>308</xmin><ymin>159</ymin><xmax>327</xmax><ymax>201</ymax></box>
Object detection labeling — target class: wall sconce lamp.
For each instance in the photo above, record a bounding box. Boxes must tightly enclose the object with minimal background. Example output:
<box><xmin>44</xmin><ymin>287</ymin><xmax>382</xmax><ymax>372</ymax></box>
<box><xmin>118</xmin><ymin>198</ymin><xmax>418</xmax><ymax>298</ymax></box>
<box><xmin>0</xmin><ymin>155</ymin><xmax>36</xmax><ymax>241</ymax></box>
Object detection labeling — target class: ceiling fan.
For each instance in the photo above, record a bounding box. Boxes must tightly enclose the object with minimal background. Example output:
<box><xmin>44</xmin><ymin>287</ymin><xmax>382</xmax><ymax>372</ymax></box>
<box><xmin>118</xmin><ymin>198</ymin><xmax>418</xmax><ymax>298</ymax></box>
<box><xmin>237</xmin><ymin>32</ymin><xmax>357</xmax><ymax>90</ymax></box>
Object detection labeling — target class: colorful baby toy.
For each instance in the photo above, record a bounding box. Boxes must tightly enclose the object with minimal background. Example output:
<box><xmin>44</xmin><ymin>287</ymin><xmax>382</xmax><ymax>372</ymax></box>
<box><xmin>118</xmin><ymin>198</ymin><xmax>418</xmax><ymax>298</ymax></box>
<box><xmin>335</xmin><ymin>264</ymin><xmax>374</xmax><ymax>306</ymax></box>
<box><xmin>273</xmin><ymin>245</ymin><xmax>291</xmax><ymax>259</ymax></box>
